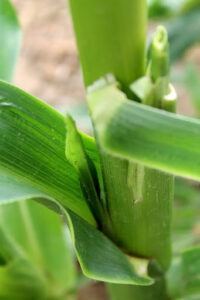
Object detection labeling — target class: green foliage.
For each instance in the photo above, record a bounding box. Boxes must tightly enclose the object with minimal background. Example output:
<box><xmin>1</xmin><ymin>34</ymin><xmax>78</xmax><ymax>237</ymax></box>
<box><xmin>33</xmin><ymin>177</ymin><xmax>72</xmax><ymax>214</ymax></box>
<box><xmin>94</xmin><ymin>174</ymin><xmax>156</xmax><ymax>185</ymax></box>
<box><xmin>0</xmin><ymin>80</ymin><xmax>96</xmax><ymax>224</ymax></box>
<box><xmin>184</xmin><ymin>64</ymin><xmax>200</xmax><ymax>117</ymax></box>
<box><xmin>0</xmin><ymin>0</ymin><xmax>21</xmax><ymax>81</ymax></box>
<box><xmin>0</xmin><ymin>201</ymin><xmax>77</xmax><ymax>299</ymax></box>
<box><xmin>168</xmin><ymin>7</ymin><xmax>200</xmax><ymax>62</ymax></box>
<box><xmin>1</xmin><ymin>0</ymin><xmax>200</xmax><ymax>299</ymax></box>
<box><xmin>66</xmin><ymin>210</ymin><xmax>153</xmax><ymax>285</ymax></box>
<box><xmin>88</xmin><ymin>80</ymin><xmax>200</xmax><ymax>181</ymax></box>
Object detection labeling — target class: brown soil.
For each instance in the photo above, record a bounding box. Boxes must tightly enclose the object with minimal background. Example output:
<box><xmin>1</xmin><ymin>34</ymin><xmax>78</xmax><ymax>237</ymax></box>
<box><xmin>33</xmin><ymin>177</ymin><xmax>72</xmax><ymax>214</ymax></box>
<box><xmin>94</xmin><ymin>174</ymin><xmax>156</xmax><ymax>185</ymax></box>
<box><xmin>78</xmin><ymin>283</ymin><xmax>109</xmax><ymax>300</ymax></box>
<box><xmin>10</xmin><ymin>0</ymin><xmax>200</xmax><ymax>115</ymax></box>
<box><xmin>11</xmin><ymin>0</ymin><xmax>85</xmax><ymax>108</ymax></box>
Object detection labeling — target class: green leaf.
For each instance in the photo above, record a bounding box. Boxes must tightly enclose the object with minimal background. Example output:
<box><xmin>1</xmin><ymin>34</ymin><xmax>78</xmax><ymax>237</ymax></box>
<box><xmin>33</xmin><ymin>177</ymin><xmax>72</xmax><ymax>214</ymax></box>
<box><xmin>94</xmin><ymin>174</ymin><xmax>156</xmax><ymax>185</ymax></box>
<box><xmin>167</xmin><ymin>247</ymin><xmax>200</xmax><ymax>299</ymax></box>
<box><xmin>0</xmin><ymin>225</ymin><xmax>47</xmax><ymax>299</ymax></box>
<box><xmin>168</xmin><ymin>8</ymin><xmax>200</xmax><ymax>62</ymax></box>
<box><xmin>69</xmin><ymin>0</ymin><xmax>147</xmax><ymax>95</ymax></box>
<box><xmin>65</xmin><ymin>210</ymin><xmax>153</xmax><ymax>286</ymax></box>
<box><xmin>0</xmin><ymin>0</ymin><xmax>22</xmax><ymax>81</ymax></box>
<box><xmin>0</xmin><ymin>79</ymin><xmax>97</xmax><ymax>224</ymax></box>
<box><xmin>184</xmin><ymin>64</ymin><xmax>200</xmax><ymax>117</ymax></box>
<box><xmin>182</xmin><ymin>247</ymin><xmax>200</xmax><ymax>297</ymax></box>
<box><xmin>88</xmin><ymin>79</ymin><xmax>173</xmax><ymax>270</ymax></box>
<box><xmin>0</xmin><ymin>171</ymin><xmax>48</xmax><ymax>204</ymax></box>
<box><xmin>88</xmin><ymin>80</ymin><xmax>200</xmax><ymax>181</ymax></box>
<box><xmin>0</xmin><ymin>200</ymin><xmax>77</xmax><ymax>299</ymax></box>
<box><xmin>66</xmin><ymin>115</ymin><xmax>104</xmax><ymax>225</ymax></box>
<box><xmin>0</xmin><ymin>258</ymin><xmax>46</xmax><ymax>300</ymax></box>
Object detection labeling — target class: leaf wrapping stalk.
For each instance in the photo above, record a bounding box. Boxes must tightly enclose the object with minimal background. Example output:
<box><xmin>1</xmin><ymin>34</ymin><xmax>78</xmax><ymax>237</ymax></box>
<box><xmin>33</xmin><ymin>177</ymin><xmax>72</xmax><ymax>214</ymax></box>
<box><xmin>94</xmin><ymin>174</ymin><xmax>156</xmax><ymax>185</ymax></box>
<box><xmin>88</xmin><ymin>80</ymin><xmax>174</xmax><ymax>270</ymax></box>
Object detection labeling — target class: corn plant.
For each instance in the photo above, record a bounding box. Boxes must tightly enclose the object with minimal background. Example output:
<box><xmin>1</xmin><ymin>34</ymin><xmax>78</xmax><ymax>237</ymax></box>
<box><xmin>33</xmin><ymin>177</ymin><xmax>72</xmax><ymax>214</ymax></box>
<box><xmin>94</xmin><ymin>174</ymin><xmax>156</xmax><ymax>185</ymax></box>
<box><xmin>0</xmin><ymin>1</ymin><xmax>78</xmax><ymax>299</ymax></box>
<box><xmin>1</xmin><ymin>0</ymin><xmax>200</xmax><ymax>299</ymax></box>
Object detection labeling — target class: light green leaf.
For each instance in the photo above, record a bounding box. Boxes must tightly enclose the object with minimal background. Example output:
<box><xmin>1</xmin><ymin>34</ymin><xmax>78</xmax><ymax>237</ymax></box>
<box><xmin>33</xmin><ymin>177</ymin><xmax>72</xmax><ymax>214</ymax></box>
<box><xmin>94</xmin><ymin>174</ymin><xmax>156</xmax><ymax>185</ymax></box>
<box><xmin>0</xmin><ymin>259</ymin><xmax>46</xmax><ymax>300</ymax></box>
<box><xmin>0</xmin><ymin>171</ymin><xmax>49</xmax><ymax>204</ymax></box>
<box><xmin>182</xmin><ymin>247</ymin><xmax>200</xmax><ymax>297</ymax></box>
<box><xmin>0</xmin><ymin>0</ymin><xmax>22</xmax><ymax>81</ymax></box>
<box><xmin>0</xmin><ymin>225</ymin><xmax>47</xmax><ymax>300</ymax></box>
<box><xmin>65</xmin><ymin>210</ymin><xmax>153</xmax><ymax>286</ymax></box>
<box><xmin>167</xmin><ymin>247</ymin><xmax>200</xmax><ymax>299</ymax></box>
<box><xmin>184</xmin><ymin>64</ymin><xmax>200</xmax><ymax>117</ymax></box>
<box><xmin>0</xmin><ymin>200</ymin><xmax>77</xmax><ymax>299</ymax></box>
<box><xmin>88</xmin><ymin>80</ymin><xmax>200</xmax><ymax>181</ymax></box>
<box><xmin>0</xmin><ymin>79</ymin><xmax>97</xmax><ymax>224</ymax></box>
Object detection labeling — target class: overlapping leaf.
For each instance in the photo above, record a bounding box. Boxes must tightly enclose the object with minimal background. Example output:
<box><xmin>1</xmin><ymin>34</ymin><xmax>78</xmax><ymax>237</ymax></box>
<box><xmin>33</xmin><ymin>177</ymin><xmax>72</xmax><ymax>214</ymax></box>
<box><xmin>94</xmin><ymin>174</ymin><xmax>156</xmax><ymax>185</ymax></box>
<box><xmin>65</xmin><ymin>210</ymin><xmax>153</xmax><ymax>285</ymax></box>
<box><xmin>0</xmin><ymin>79</ymin><xmax>98</xmax><ymax>224</ymax></box>
<box><xmin>88</xmin><ymin>80</ymin><xmax>200</xmax><ymax>181</ymax></box>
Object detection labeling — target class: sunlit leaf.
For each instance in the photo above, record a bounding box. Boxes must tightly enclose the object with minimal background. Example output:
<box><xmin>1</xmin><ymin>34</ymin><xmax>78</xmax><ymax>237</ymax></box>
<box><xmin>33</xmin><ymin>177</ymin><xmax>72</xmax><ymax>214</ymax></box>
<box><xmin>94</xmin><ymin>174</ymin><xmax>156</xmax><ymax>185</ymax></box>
<box><xmin>0</xmin><ymin>79</ymin><xmax>97</xmax><ymax>224</ymax></box>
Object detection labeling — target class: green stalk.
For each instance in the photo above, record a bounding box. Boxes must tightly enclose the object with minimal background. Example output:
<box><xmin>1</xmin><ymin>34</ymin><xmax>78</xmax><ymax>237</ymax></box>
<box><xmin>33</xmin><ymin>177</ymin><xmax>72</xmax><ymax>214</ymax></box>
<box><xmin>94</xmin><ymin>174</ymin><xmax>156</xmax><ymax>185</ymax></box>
<box><xmin>69</xmin><ymin>0</ymin><xmax>147</xmax><ymax>96</ymax></box>
<box><xmin>69</xmin><ymin>1</ymin><xmax>175</xmax><ymax>299</ymax></box>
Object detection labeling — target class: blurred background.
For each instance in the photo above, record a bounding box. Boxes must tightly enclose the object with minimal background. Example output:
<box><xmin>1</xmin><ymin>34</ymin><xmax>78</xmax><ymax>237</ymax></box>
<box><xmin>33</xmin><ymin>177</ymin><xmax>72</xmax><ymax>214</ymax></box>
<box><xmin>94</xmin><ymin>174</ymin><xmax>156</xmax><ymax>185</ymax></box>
<box><xmin>10</xmin><ymin>0</ymin><xmax>200</xmax><ymax>118</ymax></box>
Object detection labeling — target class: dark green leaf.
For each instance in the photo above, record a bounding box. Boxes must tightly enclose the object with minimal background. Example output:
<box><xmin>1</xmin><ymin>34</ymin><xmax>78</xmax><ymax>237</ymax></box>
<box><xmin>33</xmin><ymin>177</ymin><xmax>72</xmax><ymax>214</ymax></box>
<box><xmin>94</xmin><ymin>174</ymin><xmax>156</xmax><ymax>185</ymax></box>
<box><xmin>65</xmin><ymin>210</ymin><xmax>153</xmax><ymax>285</ymax></box>
<box><xmin>168</xmin><ymin>8</ymin><xmax>200</xmax><ymax>62</ymax></box>
<box><xmin>66</xmin><ymin>115</ymin><xmax>104</xmax><ymax>225</ymax></box>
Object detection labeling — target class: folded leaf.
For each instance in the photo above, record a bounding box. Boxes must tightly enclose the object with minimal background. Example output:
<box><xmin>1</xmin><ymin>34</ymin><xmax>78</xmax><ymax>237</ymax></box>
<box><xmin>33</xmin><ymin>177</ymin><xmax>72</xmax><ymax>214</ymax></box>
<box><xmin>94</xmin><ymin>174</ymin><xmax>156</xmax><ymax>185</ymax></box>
<box><xmin>66</xmin><ymin>115</ymin><xmax>104</xmax><ymax>225</ymax></box>
<box><xmin>65</xmin><ymin>210</ymin><xmax>153</xmax><ymax>285</ymax></box>
<box><xmin>88</xmin><ymin>80</ymin><xmax>200</xmax><ymax>181</ymax></box>
<box><xmin>0</xmin><ymin>80</ymin><xmax>97</xmax><ymax>223</ymax></box>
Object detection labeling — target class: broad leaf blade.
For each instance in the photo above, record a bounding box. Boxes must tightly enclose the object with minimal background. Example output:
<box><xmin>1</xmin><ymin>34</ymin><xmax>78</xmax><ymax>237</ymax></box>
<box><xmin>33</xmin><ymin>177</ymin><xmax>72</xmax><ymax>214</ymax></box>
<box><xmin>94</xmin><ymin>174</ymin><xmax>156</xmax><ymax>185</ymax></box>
<box><xmin>0</xmin><ymin>171</ymin><xmax>48</xmax><ymax>204</ymax></box>
<box><xmin>65</xmin><ymin>210</ymin><xmax>153</xmax><ymax>286</ymax></box>
<box><xmin>0</xmin><ymin>0</ymin><xmax>21</xmax><ymax>81</ymax></box>
<box><xmin>0</xmin><ymin>79</ymin><xmax>96</xmax><ymax>223</ymax></box>
<box><xmin>88</xmin><ymin>81</ymin><xmax>200</xmax><ymax>181</ymax></box>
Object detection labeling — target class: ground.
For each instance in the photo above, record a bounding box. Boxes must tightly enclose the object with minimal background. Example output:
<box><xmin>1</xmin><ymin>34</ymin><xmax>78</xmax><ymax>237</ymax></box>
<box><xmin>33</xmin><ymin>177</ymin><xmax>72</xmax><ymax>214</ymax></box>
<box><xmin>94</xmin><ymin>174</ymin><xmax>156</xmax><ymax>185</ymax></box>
<box><xmin>11</xmin><ymin>0</ymin><xmax>85</xmax><ymax>109</ymax></box>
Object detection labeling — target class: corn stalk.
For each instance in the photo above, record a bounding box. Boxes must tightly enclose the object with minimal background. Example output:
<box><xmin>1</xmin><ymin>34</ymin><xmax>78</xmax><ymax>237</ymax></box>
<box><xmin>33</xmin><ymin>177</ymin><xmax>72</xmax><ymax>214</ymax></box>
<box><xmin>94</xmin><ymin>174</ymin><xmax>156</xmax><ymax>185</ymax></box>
<box><xmin>69</xmin><ymin>0</ymin><xmax>176</xmax><ymax>299</ymax></box>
